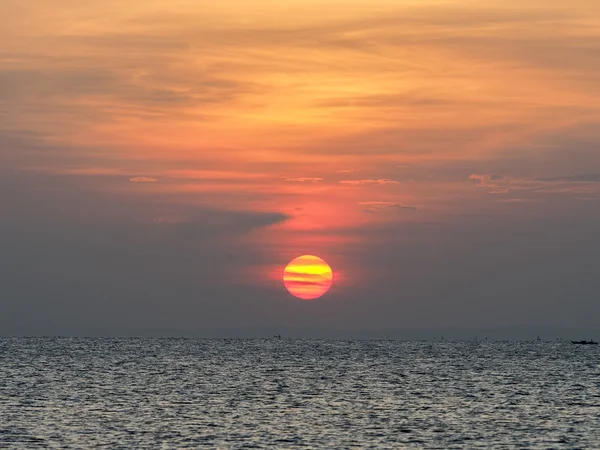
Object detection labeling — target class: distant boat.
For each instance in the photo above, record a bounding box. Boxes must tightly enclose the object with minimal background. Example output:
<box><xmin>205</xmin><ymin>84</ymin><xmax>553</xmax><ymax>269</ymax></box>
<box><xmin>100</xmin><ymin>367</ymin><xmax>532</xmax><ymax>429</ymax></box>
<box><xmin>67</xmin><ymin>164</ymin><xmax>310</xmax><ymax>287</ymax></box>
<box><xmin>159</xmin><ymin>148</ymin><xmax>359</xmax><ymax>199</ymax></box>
<box><xmin>571</xmin><ymin>340</ymin><xmax>598</xmax><ymax>345</ymax></box>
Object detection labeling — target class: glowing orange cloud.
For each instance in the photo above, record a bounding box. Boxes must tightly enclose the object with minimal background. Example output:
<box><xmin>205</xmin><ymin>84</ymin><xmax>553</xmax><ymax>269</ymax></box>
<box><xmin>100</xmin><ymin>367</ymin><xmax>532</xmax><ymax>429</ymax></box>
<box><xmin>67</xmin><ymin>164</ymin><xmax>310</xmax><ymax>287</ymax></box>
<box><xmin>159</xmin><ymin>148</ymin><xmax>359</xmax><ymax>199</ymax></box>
<box><xmin>283</xmin><ymin>255</ymin><xmax>333</xmax><ymax>300</ymax></box>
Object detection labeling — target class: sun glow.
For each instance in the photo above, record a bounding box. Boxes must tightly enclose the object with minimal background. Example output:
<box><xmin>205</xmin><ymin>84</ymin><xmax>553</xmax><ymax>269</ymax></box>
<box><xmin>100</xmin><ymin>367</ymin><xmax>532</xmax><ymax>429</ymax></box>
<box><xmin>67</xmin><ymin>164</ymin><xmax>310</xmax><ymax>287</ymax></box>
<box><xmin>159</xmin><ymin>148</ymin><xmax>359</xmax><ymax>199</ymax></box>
<box><xmin>283</xmin><ymin>255</ymin><xmax>333</xmax><ymax>300</ymax></box>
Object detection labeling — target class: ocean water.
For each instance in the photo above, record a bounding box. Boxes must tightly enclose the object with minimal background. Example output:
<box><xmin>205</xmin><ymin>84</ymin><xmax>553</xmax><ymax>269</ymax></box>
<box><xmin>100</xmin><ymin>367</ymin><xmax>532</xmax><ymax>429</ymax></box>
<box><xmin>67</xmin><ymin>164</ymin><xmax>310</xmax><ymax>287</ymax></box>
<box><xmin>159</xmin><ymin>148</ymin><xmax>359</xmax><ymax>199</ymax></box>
<box><xmin>1</xmin><ymin>338</ymin><xmax>599</xmax><ymax>449</ymax></box>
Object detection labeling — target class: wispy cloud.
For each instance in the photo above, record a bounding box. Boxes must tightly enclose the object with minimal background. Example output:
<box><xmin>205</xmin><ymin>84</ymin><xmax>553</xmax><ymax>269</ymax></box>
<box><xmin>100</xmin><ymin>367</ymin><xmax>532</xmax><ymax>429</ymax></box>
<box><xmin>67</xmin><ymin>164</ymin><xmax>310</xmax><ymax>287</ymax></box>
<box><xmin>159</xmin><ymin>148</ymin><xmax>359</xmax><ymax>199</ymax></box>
<box><xmin>167</xmin><ymin>170</ymin><xmax>267</xmax><ymax>181</ymax></box>
<box><xmin>537</xmin><ymin>174</ymin><xmax>600</xmax><ymax>183</ymax></box>
<box><xmin>359</xmin><ymin>201</ymin><xmax>418</xmax><ymax>213</ymax></box>
<box><xmin>340</xmin><ymin>179</ymin><xmax>399</xmax><ymax>185</ymax></box>
<box><xmin>162</xmin><ymin>210</ymin><xmax>291</xmax><ymax>236</ymax></box>
<box><xmin>496</xmin><ymin>198</ymin><xmax>539</xmax><ymax>203</ymax></box>
<box><xmin>469</xmin><ymin>173</ymin><xmax>600</xmax><ymax>197</ymax></box>
<box><xmin>129</xmin><ymin>177</ymin><xmax>158</xmax><ymax>183</ymax></box>
<box><xmin>468</xmin><ymin>174</ymin><xmax>510</xmax><ymax>194</ymax></box>
<box><xmin>282</xmin><ymin>177</ymin><xmax>324</xmax><ymax>183</ymax></box>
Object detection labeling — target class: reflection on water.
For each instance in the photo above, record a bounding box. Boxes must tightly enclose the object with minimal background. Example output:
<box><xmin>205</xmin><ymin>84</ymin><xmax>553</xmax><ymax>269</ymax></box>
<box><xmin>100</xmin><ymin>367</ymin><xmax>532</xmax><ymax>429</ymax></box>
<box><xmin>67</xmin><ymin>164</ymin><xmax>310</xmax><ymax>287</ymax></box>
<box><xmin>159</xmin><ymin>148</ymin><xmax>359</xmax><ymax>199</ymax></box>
<box><xmin>1</xmin><ymin>338</ymin><xmax>599</xmax><ymax>448</ymax></box>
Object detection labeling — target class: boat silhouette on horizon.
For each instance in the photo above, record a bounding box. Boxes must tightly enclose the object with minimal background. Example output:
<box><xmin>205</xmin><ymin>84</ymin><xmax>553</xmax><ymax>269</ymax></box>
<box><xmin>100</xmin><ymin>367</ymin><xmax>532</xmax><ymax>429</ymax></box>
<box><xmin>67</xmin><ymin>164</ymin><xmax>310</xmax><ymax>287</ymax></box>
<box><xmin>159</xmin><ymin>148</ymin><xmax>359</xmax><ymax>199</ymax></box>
<box><xmin>571</xmin><ymin>339</ymin><xmax>598</xmax><ymax>345</ymax></box>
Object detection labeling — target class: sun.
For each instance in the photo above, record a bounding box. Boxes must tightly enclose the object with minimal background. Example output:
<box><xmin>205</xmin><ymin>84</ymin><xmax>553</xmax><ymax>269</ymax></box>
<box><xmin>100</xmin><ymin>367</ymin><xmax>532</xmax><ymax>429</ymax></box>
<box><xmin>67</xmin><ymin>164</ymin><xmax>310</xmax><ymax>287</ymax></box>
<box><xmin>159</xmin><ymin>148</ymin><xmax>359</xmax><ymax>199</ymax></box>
<box><xmin>283</xmin><ymin>255</ymin><xmax>333</xmax><ymax>300</ymax></box>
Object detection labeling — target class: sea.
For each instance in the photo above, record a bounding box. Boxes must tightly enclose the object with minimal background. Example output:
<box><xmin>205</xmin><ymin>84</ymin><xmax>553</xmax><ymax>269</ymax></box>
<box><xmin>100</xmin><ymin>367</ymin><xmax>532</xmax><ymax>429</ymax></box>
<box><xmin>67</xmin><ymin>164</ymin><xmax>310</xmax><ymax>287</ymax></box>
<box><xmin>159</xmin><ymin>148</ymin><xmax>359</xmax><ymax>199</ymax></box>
<box><xmin>1</xmin><ymin>338</ymin><xmax>599</xmax><ymax>448</ymax></box>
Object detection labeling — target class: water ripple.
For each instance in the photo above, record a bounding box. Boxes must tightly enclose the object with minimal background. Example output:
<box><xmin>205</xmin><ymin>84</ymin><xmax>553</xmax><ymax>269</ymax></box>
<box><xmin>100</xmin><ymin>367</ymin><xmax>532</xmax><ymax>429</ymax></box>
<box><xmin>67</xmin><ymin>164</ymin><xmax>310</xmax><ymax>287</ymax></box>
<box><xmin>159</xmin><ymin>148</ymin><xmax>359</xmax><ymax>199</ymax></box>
<box><xmin>1</xmin><ymin>338</ymin><xmax>599</xmax><ymax>448</ymax></box>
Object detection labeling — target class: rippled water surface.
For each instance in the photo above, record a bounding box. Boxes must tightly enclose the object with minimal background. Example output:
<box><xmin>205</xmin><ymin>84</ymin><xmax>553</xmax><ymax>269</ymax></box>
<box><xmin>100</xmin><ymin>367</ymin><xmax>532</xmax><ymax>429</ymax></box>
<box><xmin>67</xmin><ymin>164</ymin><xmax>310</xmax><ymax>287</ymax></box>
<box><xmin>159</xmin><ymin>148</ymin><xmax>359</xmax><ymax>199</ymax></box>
<box><xmin>1</xmin><ymin>338</ymin><xmax>599</xmax><ymax>448</ymax></box>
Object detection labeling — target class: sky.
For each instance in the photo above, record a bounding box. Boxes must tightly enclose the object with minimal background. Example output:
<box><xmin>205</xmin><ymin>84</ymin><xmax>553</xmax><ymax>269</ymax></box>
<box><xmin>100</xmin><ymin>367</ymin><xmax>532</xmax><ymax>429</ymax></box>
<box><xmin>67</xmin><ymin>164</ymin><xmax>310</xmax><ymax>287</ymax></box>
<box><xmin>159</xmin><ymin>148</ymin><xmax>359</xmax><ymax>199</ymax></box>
<box><xmin>2</xmin><ymin>0</ymin><xmax>600</xmax><ymax>336</ymax></box>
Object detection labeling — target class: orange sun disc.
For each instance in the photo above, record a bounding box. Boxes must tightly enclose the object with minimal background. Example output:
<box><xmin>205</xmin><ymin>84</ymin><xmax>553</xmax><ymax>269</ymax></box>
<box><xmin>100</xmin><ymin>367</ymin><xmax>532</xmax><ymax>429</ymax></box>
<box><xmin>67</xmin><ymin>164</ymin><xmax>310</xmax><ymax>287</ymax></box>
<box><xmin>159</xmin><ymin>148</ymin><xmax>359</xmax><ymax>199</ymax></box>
<box><xmin>283</xmin><ymin>255</ymin><xmax>333</xmax><ymax>300</ymax></box>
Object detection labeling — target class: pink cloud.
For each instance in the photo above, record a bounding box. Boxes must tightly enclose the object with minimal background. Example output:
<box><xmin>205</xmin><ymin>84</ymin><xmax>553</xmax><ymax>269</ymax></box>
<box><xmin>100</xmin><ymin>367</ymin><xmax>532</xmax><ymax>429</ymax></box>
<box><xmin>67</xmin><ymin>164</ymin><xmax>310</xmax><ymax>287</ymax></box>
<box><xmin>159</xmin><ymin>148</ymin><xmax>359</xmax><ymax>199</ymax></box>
<box><xmin>282</xmin><ymin>177</ymin><xmax>324</xmax><ymax>183</ymax></box>
<box><xmin>340</xmin><ymin>179</ymin><xmax>399</xmax><ymax>185</ymax></box>
<box><xmin>129</xmin><ymin>177</ymin><xmax>158</xmax><ymax>183</ymax></box>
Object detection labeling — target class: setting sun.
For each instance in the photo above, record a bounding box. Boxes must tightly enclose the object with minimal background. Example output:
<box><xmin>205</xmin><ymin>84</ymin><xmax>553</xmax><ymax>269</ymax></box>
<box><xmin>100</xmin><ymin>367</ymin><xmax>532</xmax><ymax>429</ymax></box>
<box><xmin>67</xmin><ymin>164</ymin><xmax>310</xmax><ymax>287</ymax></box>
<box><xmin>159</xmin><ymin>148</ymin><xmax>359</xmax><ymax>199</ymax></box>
<box><xmin>283</xmin><ymin>255</ymin><xmax>333</xmax><ymax>300</ymax></box>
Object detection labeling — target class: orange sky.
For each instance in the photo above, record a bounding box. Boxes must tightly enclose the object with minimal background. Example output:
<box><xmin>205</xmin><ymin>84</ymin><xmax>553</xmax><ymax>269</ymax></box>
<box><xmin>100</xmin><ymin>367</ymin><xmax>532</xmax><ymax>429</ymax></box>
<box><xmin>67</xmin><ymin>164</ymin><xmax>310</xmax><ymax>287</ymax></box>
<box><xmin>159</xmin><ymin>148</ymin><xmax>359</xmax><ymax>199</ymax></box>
<box><xmin>2</xmin><ymin>0</ymin><xmax>600</xmax><ymax>332</ymax></box>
